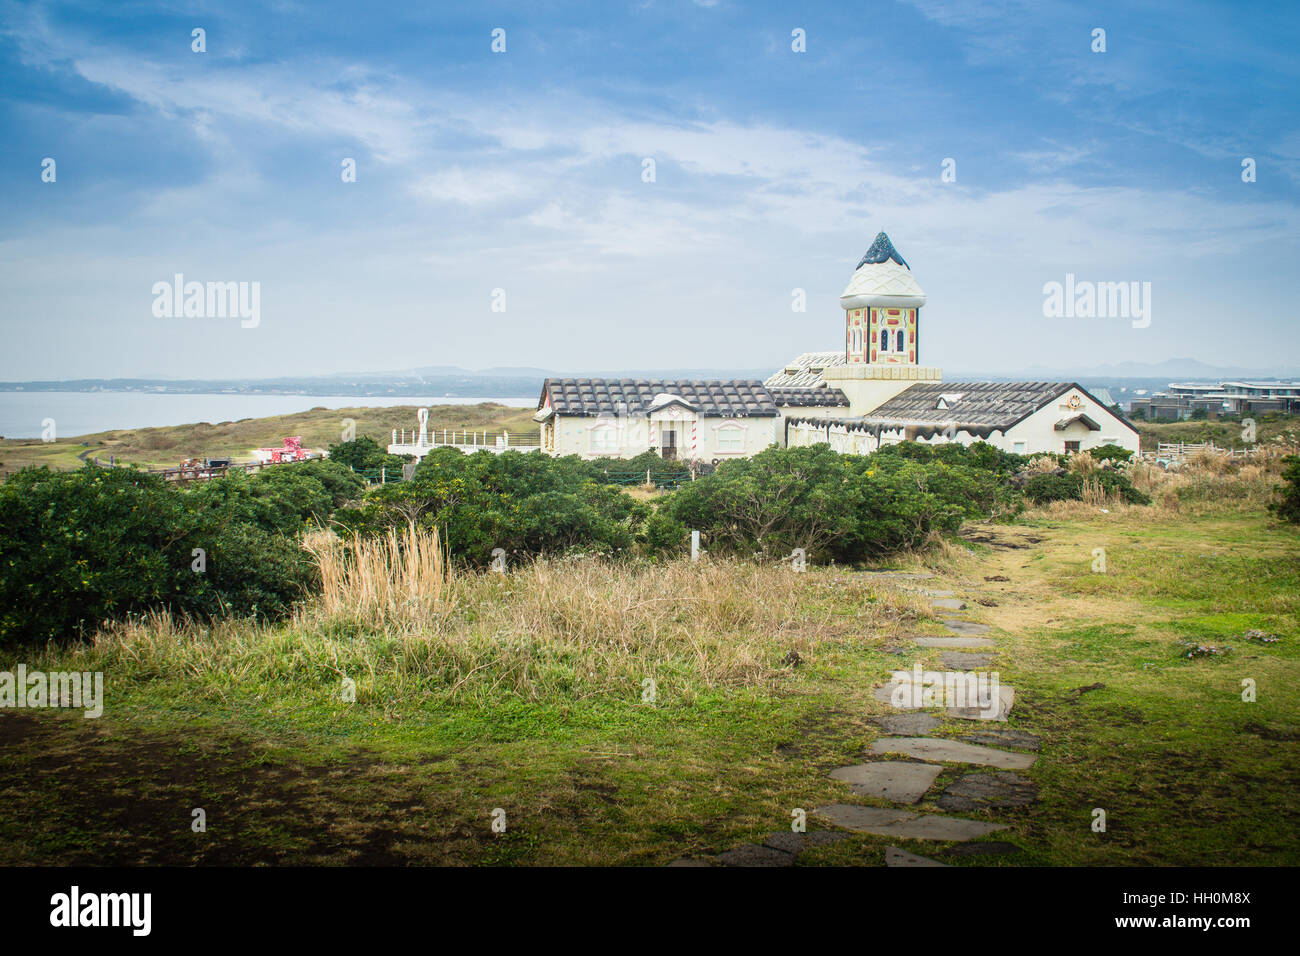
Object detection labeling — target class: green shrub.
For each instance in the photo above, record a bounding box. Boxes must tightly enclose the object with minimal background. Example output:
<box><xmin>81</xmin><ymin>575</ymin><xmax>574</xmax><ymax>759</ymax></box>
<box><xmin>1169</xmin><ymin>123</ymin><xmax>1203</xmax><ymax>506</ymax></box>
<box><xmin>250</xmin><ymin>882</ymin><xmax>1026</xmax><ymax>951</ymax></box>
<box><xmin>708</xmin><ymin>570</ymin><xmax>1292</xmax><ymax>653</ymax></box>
<box><xmin>1270</xmin><ymin>456</ymin><xmax>1300</xmax><ymax>524</ymax></box>
<box><xmin>0</xmin><ymin>465</ymin><xmax>329</xmax><ymax>645</ymax></box>
<box><xmin>1090</xmin><ymin>443</ymin><xmax>1135</xmax><ymax>464</ymax></box>
<box><xmin>327</xmin><ymin>435</ymin><xmax>413</xmax><ymax>475</ymax></box>
<box><xmin>660</xmin><ymin>444</ymin><xmax>1012</xmax><ymax>562</ymax></box>
<box><xmin>1023</xmin><ymin>470</ymin><xmax>1150</xmax><ymax>506</ymax></box>
<box><xmin>336</xmin><ymin>449</ymin><xmax>644</xmax><ymax>566</ymax></box>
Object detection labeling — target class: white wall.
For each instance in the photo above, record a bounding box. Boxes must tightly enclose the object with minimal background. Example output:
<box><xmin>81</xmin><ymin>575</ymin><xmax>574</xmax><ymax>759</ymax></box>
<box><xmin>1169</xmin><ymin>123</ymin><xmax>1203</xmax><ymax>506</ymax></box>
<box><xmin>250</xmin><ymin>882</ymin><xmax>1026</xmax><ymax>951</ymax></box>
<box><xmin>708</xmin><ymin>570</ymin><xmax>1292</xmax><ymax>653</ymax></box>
<box><xmin>1002</xmin><ymin>387</ymin><xmax>1139</xmax><ymax>456</ymax></box>
<box><xmin>547</xmin><ymin>413</ymin><xmax>778</xmax><ymax>461</ymax></box>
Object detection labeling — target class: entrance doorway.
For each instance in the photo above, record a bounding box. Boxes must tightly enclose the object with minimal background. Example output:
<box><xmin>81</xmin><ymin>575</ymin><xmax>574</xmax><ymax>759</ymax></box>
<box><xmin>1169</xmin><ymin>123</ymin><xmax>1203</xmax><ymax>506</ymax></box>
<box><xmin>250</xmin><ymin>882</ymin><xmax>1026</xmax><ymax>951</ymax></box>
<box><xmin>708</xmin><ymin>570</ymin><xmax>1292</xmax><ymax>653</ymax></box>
<box><xmin>661</xmin><ymin>429</ymin><xmax>678</xmax><ymax>460</ymax></box>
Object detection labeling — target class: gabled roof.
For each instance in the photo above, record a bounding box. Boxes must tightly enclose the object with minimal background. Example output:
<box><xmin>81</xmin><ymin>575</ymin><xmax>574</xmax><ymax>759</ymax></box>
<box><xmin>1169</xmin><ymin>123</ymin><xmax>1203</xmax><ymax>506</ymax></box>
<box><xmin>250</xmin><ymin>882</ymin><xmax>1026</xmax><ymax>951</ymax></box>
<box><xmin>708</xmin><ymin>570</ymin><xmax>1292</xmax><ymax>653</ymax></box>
<box><xmin>764</xmin><ymin>351</ymin><xmax>847</xmax><ymax>388</ymax></box>
<box><xmin>769</xmin><ymin>386</ymin><xmax>850</xmax><ymax>407</ymax></box>
<box><xmin>536</xmin><ymin>378</ymin><xmax>780</xmax><ymax>418</ymax></box>
<box><xmin>1055</xmin><ymin>414</ymin><xmax>1101</xmax><ymax>431</ymax></box>
<box><xmin>861</xmin><ymin>381</ymin><xmax>1139</xmax><ymax>435</ymax></box>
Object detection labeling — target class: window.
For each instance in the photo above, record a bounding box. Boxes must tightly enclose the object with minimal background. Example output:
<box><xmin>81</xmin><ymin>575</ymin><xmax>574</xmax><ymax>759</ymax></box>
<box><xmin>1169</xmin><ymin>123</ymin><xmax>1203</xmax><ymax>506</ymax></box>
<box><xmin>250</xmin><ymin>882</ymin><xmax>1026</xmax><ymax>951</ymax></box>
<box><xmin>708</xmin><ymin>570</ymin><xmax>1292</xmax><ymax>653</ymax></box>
<box><xmin>1064</xmin><ymin>440</ymin><xmax>1081</xmax><ymax>454</ymax></box>
<box><xmin>1013</xmin><ymin>441</ymin><xmax>1026</xmax><ymax>455</ymax></box>
<box><xmin>880</xmin><ymin>327</ymin><xmax>888</xmax><ymax>351</ymax></box>
<box><xmin>716</xmin><ymin>425</ymin><xmax>745</xmax><ymax>453</ymax></box>
<box><xmin>590</xmin><ymin>424</ymin><xmax>618</xmax><ymax>454</ymax></box>
<box><xmin>895</xmin><ymin>329</ymin><xmax>906</xmax><ymax>352</ymax></box>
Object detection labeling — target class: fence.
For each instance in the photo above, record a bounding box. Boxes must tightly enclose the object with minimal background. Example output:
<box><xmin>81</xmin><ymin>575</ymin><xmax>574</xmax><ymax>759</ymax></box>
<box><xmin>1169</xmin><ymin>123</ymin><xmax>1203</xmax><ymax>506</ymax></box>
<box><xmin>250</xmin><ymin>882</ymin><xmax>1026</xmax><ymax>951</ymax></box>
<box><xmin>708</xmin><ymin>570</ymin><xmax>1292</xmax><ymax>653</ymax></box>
<box><xmin>602</xmin><ymin>469</ymin><xmax>693</xmax><ymax>489</ymax></box>
<box><xmin>389</xmin><ymin>428</ymin><xmax>541</xmax><ymax>454</ymax></box>
<box><xmin>1145</xmin><ymin>442</ymin><xmax>1251</xmax><ymax>462</ymax></box>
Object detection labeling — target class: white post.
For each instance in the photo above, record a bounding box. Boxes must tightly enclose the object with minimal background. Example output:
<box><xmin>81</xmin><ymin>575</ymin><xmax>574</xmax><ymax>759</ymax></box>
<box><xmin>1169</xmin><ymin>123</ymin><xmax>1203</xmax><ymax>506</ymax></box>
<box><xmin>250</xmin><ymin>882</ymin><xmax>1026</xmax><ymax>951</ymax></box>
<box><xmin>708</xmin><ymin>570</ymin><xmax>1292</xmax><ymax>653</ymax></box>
<box><xmin>381</xmin><ymin>466</ymin><xmax>386</xmax><ymax>484</ymax></box>
<box><xmin>392</xmin><ymin>429</ymin><xmax>397</xmax><ymax>445</ymax></box>
<box><xmin>690</xmin><ymin>530</ymin><xmax>700</xmax><ymax>563</ymax></box>
<box><xmin>504</xmin><ymin>430</ymin><xmax>510</xmax><ymax>448</ymax></box>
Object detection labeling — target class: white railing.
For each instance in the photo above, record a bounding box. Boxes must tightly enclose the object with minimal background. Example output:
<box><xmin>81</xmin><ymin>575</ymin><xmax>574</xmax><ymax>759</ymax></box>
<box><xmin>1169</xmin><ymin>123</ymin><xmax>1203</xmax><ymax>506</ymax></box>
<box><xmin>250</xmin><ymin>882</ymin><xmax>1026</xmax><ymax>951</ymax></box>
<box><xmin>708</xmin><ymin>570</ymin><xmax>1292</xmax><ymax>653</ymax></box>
<box><xmin>388</xmin><ymin>427</ymin><xmax>541</xmax><ymax>457</ymax></box>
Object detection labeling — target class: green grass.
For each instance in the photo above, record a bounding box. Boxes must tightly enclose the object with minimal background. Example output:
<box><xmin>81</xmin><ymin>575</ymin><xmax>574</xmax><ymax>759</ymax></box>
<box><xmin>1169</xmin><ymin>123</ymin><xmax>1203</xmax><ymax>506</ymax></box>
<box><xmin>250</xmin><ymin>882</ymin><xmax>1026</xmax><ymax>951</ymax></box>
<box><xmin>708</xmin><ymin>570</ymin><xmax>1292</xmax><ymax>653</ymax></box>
<box><xmin>1136</xmin><ymin>411</ymin><xmax>1300</xmax><ymax>452</ymax></box>
<box><xmin>1</xmin><ymin>504</ymin><xmax>1297</xmax><ymax>866</ymax></box>
<box><xmin>0</xmin><ymin>402</ymin><xmax>538</xmax><ymax>475</ymax></box>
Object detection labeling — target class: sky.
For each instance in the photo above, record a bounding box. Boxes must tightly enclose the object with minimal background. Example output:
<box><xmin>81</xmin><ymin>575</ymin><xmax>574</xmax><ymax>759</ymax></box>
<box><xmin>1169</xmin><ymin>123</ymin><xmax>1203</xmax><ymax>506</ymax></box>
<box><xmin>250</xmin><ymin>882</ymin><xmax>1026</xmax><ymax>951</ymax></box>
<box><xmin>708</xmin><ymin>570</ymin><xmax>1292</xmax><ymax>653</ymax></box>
<box><xmin>1</xmin><ymin>0</ymin><xmax>1298</xmax><ymax>381</ymax></box>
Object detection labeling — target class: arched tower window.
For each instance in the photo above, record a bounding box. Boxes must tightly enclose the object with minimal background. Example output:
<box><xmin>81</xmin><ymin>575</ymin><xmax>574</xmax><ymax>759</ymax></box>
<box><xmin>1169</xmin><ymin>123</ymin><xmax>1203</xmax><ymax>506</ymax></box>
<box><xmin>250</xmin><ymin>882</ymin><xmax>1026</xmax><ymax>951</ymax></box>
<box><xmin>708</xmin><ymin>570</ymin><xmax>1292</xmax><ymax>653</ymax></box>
<box><xmin>896</xmin><ymin>329</ymin><xmax>906</xmax><ymax>352</ymax></box>
<box><xmin>880</xmin><ymin>327</ymin><xmax>888</xmax><ymax>351</ymax></box>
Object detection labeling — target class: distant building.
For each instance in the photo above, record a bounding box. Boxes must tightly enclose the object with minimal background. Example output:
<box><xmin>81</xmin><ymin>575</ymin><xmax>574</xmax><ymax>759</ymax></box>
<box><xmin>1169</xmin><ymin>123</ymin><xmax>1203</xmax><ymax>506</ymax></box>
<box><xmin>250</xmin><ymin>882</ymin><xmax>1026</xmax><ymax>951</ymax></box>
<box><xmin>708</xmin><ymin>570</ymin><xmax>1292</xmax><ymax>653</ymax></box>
<box><xmin>412</xmin><ymin>232</ymin><xmax>1142</xmax><ymax>463</ymax></box>
<box><xmin>1128</xmin><ymin>381</ymin><xmax>1300</xmax><ymax>419</ymax></box>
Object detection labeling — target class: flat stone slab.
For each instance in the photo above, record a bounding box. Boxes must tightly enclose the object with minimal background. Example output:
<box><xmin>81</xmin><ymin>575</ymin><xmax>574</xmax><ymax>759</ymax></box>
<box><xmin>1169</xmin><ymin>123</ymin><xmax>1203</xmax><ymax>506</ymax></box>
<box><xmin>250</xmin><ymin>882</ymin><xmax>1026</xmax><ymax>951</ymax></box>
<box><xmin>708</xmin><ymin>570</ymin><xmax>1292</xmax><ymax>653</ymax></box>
<box><xmin>940</xmin><ymin>651</ymin><xmax>994</xmax><ymax>669</ymax></box>
<box><xmin>962</xmin><ymin>729</ymin><xmax>1041</xmax><ymax>752</ymax></box>
<box><xmin>815</xmin><ymin>804</ymin><xmax>1009</xmax><ymax>842</ymax></box>
<box><xmin>914</xmin><ymin>636</ymin><xmax>995</xmax><ymax>649</ymax></box>
<box><xmin>937</xmin><ymin>771</ymin><xmax>1038</xmax><ymax>811</ymax></box>
<box><xmin>829</xmin><ymin>762</ymin><xmax>943</xmax><ymax>804</ymax></box>
<box><xmin>946</xmin><ymin>685</ymin><xmax>1015</xmax><ymax>722</ymax></box>
<box><xmin>872</xmin><ymin>713</ymin><xmax>941</xmax><ymax>735</ymax></box>
<box><xmin>931</xmin><ymin>598</ymin><xmax>968</xmax><ymax>611</ymax></box>
<box><xmin>763</xmin><ymin>831</ymin><xmax>849</xmax><ymax>855</ymax></box>
<box><xmin>715</xmin><ymin>843</ymin><xmax>795</xmax><ymax>867</ymax></box>
<box><xmin>886</xmin><ymin>845</ymin><xmax>950</xmax><ymax>867</ymax></box>
<box><xmin>870</xmin><ymin>737</ymin><xmax>1036</xmax><ymax>770</ymax></box>
<box><xmin>941</xmin><ymin>619</ymin><xmax>991</xmax><ymax>636</ymax></box>
<box><xmin>874</xmin><ymin>683</ymin><xmax>920</xmax><ymax>708</ymax></box>
<box><xmin>903</xmin><ymin>588</ymin><xmax>955</xmax><ymax>598</ymax></box>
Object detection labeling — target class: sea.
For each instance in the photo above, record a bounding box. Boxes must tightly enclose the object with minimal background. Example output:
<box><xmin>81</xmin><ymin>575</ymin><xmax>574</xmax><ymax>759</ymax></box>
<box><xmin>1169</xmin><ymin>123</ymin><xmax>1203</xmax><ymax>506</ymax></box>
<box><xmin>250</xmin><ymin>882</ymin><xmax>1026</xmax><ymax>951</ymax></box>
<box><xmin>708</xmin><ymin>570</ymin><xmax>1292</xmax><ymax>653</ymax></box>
<box><xmin>0</xmin><ymin>392</ymin><xmax>536</xmax><ymax>440</ymax></box>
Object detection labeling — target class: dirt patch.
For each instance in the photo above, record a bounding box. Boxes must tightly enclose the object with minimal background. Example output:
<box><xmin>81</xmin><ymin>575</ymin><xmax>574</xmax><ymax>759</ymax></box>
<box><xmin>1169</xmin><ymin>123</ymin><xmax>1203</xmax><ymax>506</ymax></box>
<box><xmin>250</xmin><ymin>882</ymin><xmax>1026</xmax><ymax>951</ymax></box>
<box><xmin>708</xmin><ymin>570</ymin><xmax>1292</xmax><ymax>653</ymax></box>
<box><xmin>0</xmin><ymin>713</ymin><xmax>483</xmax><ymax>866</ymax></box>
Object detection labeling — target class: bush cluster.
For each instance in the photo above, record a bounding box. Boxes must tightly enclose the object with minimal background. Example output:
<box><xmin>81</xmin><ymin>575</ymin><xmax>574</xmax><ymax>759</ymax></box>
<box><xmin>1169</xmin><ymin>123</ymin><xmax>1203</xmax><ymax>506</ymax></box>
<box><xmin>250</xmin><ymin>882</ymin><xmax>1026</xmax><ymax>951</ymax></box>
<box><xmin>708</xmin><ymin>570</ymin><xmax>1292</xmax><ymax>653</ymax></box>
<box><xmin>0</xmin><ymin>460</ymin><xmax>361</xmax><ymax>644</ymax></box>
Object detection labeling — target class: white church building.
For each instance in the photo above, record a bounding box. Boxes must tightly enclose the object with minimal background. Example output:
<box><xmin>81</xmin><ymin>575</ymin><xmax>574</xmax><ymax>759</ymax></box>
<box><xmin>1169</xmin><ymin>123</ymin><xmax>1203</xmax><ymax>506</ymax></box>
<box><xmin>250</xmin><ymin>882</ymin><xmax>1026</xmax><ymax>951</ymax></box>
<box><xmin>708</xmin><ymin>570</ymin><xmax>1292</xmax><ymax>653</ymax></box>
<box><xmin>532</xmin><ymin>233</ymin><xmax>1138</xmax><ymax>462</ymax></box>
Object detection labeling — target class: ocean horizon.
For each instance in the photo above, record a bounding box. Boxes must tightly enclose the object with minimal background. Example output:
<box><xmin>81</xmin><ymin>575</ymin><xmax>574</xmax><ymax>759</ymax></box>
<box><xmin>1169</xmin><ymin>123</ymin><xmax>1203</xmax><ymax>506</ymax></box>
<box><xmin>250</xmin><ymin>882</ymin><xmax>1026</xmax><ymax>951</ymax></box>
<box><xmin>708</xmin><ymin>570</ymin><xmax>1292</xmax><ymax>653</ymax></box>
<box><xmin>0</xmin><ymin>392</ymin><xmax>536</xmax><ymax>440</ymax></box>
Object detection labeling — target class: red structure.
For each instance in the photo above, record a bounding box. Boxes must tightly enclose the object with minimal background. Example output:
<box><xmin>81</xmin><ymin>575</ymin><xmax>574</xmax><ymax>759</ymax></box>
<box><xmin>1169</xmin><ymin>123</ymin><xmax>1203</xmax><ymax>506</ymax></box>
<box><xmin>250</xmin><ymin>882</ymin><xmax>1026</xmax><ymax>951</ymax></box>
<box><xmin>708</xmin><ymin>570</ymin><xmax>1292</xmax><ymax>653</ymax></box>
<box><xmin>259</xmin><ymin>436</ymin><xmax>309</xmax><ymax>463</ymax></box>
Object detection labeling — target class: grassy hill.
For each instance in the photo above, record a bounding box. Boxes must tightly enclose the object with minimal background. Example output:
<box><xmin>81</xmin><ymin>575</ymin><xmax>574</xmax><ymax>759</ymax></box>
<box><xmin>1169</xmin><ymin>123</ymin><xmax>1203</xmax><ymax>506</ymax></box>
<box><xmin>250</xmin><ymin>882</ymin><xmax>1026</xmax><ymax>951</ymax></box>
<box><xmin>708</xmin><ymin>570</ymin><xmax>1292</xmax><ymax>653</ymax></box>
<box><xmin>1136</xmin><ymin>412</ymin><xmax>1300</xmax><ymax>451</ymax></box>
<box><xmin>0</xmin><ymin>402</ymin><xmax>538</xmax><ymax>476</ymax></box>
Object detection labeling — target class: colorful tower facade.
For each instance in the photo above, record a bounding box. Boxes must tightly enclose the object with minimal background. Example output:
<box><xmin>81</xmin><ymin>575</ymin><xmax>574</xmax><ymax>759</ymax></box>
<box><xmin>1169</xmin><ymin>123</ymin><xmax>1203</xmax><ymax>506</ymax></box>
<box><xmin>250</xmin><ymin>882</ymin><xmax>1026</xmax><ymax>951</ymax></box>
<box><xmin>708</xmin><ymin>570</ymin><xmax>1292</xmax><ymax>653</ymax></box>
<box><xmin>840</xmin><ymin>232</ymin><xmax>926</xmax><ymax>366</ymax></box>
<box><xmin>823</xmin><ymin>232</ymin><xmax>942</xmax><ymax>416</ymax></box>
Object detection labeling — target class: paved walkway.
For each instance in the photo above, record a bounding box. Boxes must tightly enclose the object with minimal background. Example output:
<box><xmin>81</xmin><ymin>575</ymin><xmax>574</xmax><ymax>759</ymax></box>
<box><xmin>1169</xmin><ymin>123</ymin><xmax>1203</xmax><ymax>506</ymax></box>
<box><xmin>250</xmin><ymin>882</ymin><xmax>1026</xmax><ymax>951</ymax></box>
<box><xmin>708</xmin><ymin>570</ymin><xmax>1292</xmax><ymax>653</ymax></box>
<box><xmin>672</xmin><ymin>571</ymin><xmax>1040</xmax><ymax>867</ymax></box>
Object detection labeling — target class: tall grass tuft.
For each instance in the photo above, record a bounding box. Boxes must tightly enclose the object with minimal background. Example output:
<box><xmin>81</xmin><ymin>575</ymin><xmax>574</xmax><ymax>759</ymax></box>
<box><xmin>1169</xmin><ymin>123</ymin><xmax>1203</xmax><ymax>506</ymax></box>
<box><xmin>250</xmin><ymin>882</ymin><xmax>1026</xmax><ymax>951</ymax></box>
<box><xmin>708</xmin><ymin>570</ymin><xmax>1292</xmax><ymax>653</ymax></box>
<box><xmin>303</xmin><ymin>525</ymin><xmax>449</xmax><ymax>625</ymax></box>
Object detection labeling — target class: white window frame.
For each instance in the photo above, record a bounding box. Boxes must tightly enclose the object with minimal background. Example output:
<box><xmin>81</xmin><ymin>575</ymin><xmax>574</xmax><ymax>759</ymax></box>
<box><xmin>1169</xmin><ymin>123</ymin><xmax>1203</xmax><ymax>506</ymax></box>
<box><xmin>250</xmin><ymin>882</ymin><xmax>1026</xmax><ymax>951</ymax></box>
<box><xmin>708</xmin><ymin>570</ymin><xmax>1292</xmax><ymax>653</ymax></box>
<box><xmin>589</xmin><ymin>422</ymin><xmax>618</xmax><ymax>455</ymax></box>
<box><xmin>714</xmin><ymin>423</ymin><xmax>746</xmax><ymax>453</ymax></box>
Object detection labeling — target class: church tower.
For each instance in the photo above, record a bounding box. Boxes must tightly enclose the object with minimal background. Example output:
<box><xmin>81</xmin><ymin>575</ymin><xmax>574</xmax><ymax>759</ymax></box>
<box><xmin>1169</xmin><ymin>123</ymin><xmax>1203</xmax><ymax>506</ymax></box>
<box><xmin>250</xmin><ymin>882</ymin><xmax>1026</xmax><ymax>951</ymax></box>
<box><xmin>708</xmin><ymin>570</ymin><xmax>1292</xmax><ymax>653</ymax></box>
<box><xmin>841</xmin><ymin>232</ymin><xmax>927</xmax><ymax>366</ymax></box>
<box><xmin>822</xmin><ymin>232</ymin><xmax>942</xmax><ymax>416</ymax></box>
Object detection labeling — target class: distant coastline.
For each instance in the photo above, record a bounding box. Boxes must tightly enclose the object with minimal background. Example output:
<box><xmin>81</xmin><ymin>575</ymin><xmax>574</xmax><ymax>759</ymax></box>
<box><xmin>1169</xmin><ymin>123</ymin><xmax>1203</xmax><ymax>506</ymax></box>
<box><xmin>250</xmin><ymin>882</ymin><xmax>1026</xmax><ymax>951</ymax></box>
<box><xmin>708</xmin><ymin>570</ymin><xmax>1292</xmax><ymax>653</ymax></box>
<box><xmin>0</xmin><ymin>392</ymin><xmax>535</xmax><ymax>440</ymax></box>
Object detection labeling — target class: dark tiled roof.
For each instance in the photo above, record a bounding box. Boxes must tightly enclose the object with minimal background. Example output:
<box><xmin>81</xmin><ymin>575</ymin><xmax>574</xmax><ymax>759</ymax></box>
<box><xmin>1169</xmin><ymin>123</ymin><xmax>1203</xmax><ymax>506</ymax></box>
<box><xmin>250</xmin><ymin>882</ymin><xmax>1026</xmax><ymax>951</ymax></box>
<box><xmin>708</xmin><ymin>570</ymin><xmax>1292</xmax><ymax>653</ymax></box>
<box><xmin>539</xmin><ymin>379</ymin><xmax>780</xmax><ymax>417</ymax></box>
<box><xmin>770</xmin><ymin>387</ymin><xmax>850</xmax><ymax>407</ymax></box>
<box><xmin>862</xmin><ymin>382</ymin><xmax>1075</xmax><ymax>430</ymax></box>
<box><xmin>764</xmin><ymin>351</ymin><xmax>847</xmax><ymax>388</ymax></box>
<box><xmin>855</xmin><ymin>232</ymin><xmax>909</xmax><ymax>270</ymax></box>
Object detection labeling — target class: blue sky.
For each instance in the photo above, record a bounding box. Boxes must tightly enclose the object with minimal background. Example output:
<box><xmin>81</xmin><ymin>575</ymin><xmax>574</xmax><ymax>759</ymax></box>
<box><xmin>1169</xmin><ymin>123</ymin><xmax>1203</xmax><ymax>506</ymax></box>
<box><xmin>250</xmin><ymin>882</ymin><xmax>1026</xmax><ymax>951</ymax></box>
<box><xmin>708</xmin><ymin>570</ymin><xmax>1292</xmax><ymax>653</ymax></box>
<box><xmin>1</xmin><ymin>0</ymin><xmax>1298</xmax><ymax>380</ymax></box>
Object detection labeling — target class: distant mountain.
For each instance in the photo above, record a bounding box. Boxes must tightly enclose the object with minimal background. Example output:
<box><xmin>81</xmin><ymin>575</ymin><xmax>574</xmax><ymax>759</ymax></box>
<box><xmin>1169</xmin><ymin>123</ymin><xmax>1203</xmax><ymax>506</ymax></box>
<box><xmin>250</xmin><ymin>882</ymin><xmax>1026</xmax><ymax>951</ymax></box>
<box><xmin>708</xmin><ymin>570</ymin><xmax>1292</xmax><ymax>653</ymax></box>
<box><xmin>6</xmin><ymin>358</ymin><xmax>1295</xmax><ymax>397</ymax></box>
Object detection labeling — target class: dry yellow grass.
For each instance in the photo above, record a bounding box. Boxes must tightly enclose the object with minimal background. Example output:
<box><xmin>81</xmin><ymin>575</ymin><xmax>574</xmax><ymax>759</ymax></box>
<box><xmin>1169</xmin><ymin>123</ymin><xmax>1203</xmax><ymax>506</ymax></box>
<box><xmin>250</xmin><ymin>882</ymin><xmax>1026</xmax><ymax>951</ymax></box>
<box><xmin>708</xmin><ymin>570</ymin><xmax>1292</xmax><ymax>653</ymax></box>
<box><xmin>72</xmin><ymin>528</ymin><xmax>930</xmax><ymax>706</ymax></box>
<box><xmin>1066</xmin><ymin>450</ymin><xmax>1098</xmax><ymax>475</ymax></box>
<box><xmin>303</xmin><ymin>525</ymin><xmax>449</xmax><ymax>626</ymax></box>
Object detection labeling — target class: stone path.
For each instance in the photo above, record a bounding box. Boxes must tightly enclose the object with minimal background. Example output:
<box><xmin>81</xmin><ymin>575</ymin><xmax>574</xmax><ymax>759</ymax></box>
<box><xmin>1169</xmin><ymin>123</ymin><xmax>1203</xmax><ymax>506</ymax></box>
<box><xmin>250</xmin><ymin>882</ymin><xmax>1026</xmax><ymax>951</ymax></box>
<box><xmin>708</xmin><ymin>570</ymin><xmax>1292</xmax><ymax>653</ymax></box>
<box><xmin>885</xmin><ymin>845</ymin><xmax>949</xmax><ymax>867</ymax></box>
<box><xmin>914</xmin><ymin>636</ymin><xmax>994</xmax><ymax>649</ymax></box>
<box><xmin>670</xmin><ymin>575</ymin><xmax>1043</xmax><ymax>867</ymax></box>
<box><xmin>815</xmin><ymin>582</ymin><xmax>1042</xmax><ymax>852</ymax></box>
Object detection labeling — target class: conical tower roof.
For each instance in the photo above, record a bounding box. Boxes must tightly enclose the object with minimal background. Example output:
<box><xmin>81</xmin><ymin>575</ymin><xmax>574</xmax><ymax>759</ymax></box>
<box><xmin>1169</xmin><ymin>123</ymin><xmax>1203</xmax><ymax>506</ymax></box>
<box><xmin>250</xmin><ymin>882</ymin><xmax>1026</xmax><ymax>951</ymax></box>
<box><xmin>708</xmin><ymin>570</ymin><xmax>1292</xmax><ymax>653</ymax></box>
<box><xmin>840</xmin><ymin>232</ymin><xmax>926</xmax><ymax>311</ymax></box>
